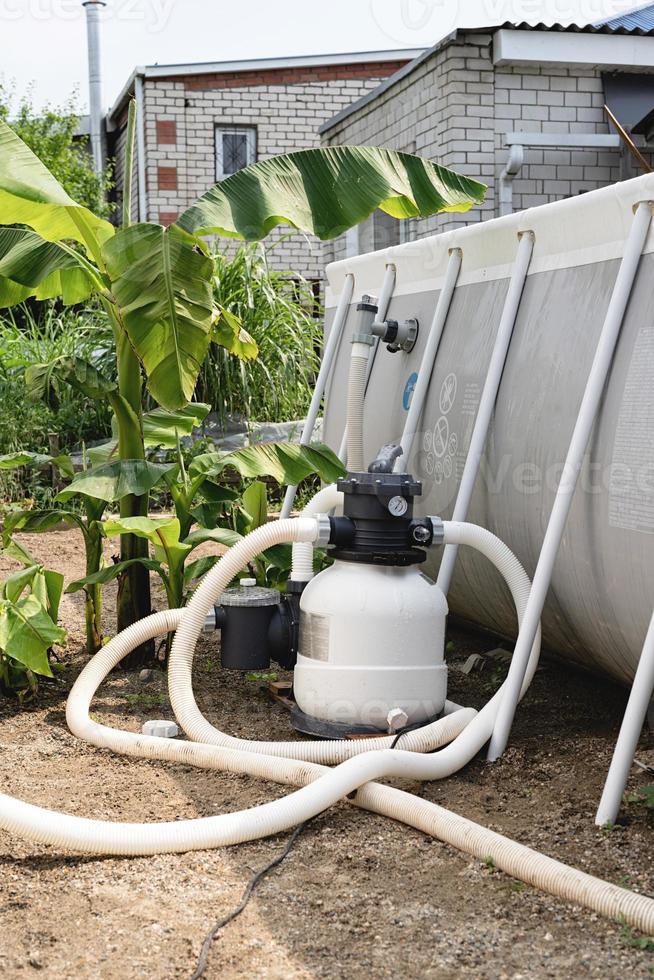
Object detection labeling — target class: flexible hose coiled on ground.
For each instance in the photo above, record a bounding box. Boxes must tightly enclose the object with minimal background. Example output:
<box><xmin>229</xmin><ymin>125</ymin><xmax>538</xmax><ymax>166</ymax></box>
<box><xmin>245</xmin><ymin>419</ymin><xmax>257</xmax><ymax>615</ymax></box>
<box><xmin>0</xmin><ymin>515</ymin><xmax>653</xmax><ymax>933</ymax></box>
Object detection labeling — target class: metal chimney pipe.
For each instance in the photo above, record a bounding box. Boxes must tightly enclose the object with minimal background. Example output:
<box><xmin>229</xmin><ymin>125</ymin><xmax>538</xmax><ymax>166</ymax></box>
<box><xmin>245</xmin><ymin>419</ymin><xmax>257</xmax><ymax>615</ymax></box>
<box><xmin>82</xmin><ymin>0</ymin><xmax>106</xmax><ymax>176</ymax></box>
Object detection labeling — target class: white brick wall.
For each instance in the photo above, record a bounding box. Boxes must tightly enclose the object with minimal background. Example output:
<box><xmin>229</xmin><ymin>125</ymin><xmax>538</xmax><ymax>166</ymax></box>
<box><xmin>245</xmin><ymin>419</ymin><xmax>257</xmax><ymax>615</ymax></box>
<box><xmin>321</xmin><ymin>34</ymin><xmax>654</xmax><ymax>264</ymax></box>
<box><xmin>119</xmin><ymin>70</ymin><xmax>396</xmax><ymax>279</ymax></box>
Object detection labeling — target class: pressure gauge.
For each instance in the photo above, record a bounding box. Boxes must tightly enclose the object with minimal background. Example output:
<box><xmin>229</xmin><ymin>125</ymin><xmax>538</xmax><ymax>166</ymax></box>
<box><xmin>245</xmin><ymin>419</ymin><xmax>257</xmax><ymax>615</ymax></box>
<box><xmin>387</xmin><ymin>495</ymin><xmax>408</xmax><ymax>517</ymax></box>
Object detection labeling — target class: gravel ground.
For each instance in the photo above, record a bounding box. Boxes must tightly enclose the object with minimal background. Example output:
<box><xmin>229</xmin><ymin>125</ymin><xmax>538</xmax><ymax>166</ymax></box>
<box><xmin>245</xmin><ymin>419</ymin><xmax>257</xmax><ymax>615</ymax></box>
<box><xmin>0</xmin><ymin>528</ymin><xmax>654</xmax><ymax>979</ymax></box>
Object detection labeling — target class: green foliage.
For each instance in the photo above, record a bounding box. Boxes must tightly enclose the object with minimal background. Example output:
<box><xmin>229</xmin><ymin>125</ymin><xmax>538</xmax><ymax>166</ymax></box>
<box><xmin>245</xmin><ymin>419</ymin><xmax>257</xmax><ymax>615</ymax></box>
<box><xmin>0</xmin><ymin>85</ymin><xmax>113</xmax><ymax>218</ymax></box>
<box><xmin>66</xmin><ymin>440</ymin><xmax>345</xmax><ymax>613</ymax></box>
<box><xmin>58</xmin><ymin>458</ymin><xmax>178</xmax><ymax>503</ymax></box>
<box><xmin>0</xmin><ymin>111</ymin><xmax>484</xmax><ymax>673</ymax></box>
<box><xmin>0</xmin><ymin>303</ymin><xmax>113</xmax><ymax>505</ymax></box>
<box><xmin>177</xmin><ymin>145</ymin><xmax>486</xmax><ymax>240</ymax></box>
<box><xmin>625</xmin><ymin>785</ymin><xmax>654</xmax><ymax>809</ymax></box>
<box><xmin>0</xmin><ymin>538</ymin><xmax>66</xmax><ymax>697</ymax></box>
<box><xmin>101</xmin><ymin>223</ymin><xmax>216</xmax><ymax>410</ymax></box>
<box><xmin>619</xmin><ymin>917</ymin><xmax>654</xmax><ymax>951</ymax></box>
<box><xmin>198</xmin><ymin>243</ymin><xmax>321</xmax><ymax>423</ymax></box>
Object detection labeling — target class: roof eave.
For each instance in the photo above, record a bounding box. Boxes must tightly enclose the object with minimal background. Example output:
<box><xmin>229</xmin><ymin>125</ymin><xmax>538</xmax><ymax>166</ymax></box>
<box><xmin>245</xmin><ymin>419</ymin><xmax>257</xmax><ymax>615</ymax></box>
<box><xmin>107</xmin><ymin>48</ymin><xmax>426</xmax><ymax>125</ymax></box>
<box><xmin>320</xmin><ymin>21</ymin><xmax>654</xmax><ymax>135</ymax></box>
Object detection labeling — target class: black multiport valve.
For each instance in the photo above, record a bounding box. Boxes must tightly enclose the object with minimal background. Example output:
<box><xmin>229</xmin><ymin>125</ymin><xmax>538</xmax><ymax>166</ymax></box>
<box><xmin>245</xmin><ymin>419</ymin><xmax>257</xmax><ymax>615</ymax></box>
<box><xmin>330</xmin><ymin>459</ymin><xmax>433</xmax><ymax>567</ymax></box>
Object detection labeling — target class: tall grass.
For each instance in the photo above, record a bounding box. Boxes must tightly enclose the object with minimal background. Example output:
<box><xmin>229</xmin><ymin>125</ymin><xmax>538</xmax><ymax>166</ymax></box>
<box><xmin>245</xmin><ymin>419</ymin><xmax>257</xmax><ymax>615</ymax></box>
<box><xmin>198</xmin><ymin>243</ymin><xmax>321</xmax><ymax>424</ymax></box>
<box><xmin>0</xmin><ymin>303</ymin><xmax>114</xmax><ymax>503</ymax></box>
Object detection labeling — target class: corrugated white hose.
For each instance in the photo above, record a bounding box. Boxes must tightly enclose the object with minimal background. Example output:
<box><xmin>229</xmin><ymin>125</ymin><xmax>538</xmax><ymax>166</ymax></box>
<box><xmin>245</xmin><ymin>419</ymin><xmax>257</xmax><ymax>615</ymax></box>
<box><xmin>60</xmin><ymin>611</ymin><xmax>654</xmax><ymax>931</ymax></box>
<box><xmin>169</xmin><ymin>518</ymin><xmax>541</xmax><ymax>769</ymax></box>
<box><xmin>61</xmin><ymin>637</ymin><xmax>654</xmax><ymax>932</ymax></box>
<box><xmin>356</xmin><ymin>782</ymin><xmax>654</xmax><ymax>934</ymax></box>
<box><xmin>5</xmin><ymin>521</ymin><xmax>654</xmax><ymax>934</ymax></box>
<box><xmin>345</xmin><ymin>341</ymin><xmax>370</xmax><ymax>473</ymax></box>
<box><xmin>168</xmin><ymin>517</ymin><xmax>479</xmax><ymax>763</ymax></box>
<box><xmin>0</xmin><ymin>521</ymin><xmax>472</xmax><ymax>856</ymax></box>
<box><xmin>290</xmin><ymin>483</ymin><xmax>343</xmax><ymax>583</ymax></box>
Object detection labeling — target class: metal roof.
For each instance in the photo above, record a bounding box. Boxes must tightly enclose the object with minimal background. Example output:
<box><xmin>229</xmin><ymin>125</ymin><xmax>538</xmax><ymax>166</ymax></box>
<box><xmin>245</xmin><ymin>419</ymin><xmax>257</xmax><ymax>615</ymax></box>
<box><xmin>597</xmin><ymin>3</ymin><xmax>654</xmax><ymax>32</ymax></box>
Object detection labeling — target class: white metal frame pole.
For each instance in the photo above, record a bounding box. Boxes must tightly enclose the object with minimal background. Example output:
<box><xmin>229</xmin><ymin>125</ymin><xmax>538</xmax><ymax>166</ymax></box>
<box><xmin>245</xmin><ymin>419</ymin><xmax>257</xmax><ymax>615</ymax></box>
<box><xmin>488</xmin><ymin>200</ymin><xmax>653</xmax><ymax>762</ymax></box>
<box><xmin>395</xmin><ymin>248</ymin><xmax>462</xmax><ymax>474</ymax></box>
<box><xmin>338</xmin><ymin>264</ymin><xmax>397</xmax><ymax>464</ymax></box>
<box><xmin>280</xmin><ymin>273</ymin><xmax>355</xmax><ymax>517</ymax></box>
<box><xmin>436</xmin><ymin>231</ymin><xmax>535</xmax><ymax>594</ymax></box>
<box><xmin>596</xmin><ymin>611</ymin><xmax>654</xmax><ymax>826</ymax></box>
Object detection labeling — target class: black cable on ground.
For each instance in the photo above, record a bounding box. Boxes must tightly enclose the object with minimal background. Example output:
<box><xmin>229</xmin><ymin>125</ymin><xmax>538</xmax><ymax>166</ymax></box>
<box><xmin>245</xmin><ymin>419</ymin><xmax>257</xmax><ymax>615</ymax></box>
<box><xmin>190</xmin><ymin>820</ymin><xmax>310</xmax><ymax>980</ymax></box>
<box><xmin>390</xmin><ymin>717</ymin><xmax>431</xmax><ymax>749</ymax></box>
<box><xmin>190</xmin><ymin>714</ymin><xmax>439</xmax><ymax>976</ymax></box>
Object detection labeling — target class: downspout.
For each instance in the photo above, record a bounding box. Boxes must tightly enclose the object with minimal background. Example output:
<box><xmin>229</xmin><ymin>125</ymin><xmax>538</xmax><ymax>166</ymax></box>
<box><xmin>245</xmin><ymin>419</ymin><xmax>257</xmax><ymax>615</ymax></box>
<box><xmin>82</xmin><ymin>0</ymin><xmax>106</xmax><ymax>177</ymax></box>
<box><xmin>499</xmin><ymin>143</ymin><xmax>524</xmax><ymax>217</ymax></box>
<box><xmin>134</xmin><ymin>73</ymin><xmax>148</xmax><ymax>222</ymax></box>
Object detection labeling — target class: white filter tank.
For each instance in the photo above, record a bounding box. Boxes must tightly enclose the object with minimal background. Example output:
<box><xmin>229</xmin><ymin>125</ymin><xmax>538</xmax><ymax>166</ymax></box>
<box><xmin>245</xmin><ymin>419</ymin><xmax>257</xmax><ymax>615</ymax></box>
<box><xmin>294</xmin><ymin>560</ymin><xmax>448</xmax><ymax>728</ymax></box>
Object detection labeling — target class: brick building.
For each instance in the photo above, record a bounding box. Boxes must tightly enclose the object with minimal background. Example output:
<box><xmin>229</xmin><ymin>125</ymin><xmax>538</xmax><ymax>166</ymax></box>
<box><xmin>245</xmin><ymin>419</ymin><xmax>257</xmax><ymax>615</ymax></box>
<box><xmin>319</xmin><ymin>16</ymin><xmax>654</xmax><ymax>263</ymax></box>
<box><xmin>106</xmin><ymin>49</ymin><xmax>422</xmax><ymax>280</ymax></box>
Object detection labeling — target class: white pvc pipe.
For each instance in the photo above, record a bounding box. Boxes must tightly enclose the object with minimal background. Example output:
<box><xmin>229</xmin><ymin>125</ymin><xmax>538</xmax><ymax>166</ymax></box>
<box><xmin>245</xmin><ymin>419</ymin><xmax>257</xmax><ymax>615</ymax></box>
<box><xmin>281</xmin><ymin>274</ymin><xmax>354</xmax><ymax>518</ymax></box>
<box><xmin>437</xmin><ymin>230</ymin><xmax>534</xmax><ymax>596</ymax></box>
<box><xmin>338</xmin><ymin>264</ymin><xmax>396</xmax><ymax>464</ymax></box>
<box><xmin>83</xmin><ymin>0</ymin><xmax>105</xmax><ymax>177</ymax></box>
<box><xmin>488</xmin><ymin>200</ymin><xmax>653</xmax><ymax>762</ymax></box>
<box><xmin>135</xmin><ymin>73</ymin><xmax>148</xmax><ymax>222</ymax></box>
<box><xmin>290</xmin><ymin>483</ymin><xmax>343</xmax><ymax>582</ymax></box>
<box><xmin>596</xmin><ymin>610</ymin><xmax>654</xmax><ymax>826</ymax></box>
<box><xmin>345</xmin><ymin>342</ymin><xmax>371</xmax><ymax>472</ymax></box>
<box><xmin>498</xmin><ymin>143</ymin><xmax>524</xmax><ymax>217</ymax></box>
<box><xmin>395</xmin><ymin>248</ymin><xmax>462</xmax><ymax>474</ymax></box>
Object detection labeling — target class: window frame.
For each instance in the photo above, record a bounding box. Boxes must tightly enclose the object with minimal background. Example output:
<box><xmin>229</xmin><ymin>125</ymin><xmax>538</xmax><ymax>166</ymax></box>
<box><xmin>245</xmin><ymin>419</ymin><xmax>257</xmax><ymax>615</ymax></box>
<box><xmin>214</xmin><ymin>124</ymin><xmax>258</xmax><ymax>181</ymax></box>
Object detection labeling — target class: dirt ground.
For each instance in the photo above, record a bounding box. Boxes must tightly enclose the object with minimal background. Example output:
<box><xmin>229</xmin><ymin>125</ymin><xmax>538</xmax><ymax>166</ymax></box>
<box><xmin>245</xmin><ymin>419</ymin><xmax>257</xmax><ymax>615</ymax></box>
<box><xmin>1</xmin><ymin>528</ymin><xmax>654</xmax><ymax>979</ymax></box>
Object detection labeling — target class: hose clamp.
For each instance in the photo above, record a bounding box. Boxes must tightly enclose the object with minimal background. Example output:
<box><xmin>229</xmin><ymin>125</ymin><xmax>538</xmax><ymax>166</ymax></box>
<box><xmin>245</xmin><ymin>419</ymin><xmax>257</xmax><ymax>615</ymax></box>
<box><xmin>428</xmin><ymin>517</ymin><xmax>445</xmax><ymax>546</ymax></box>
<box><xmin>314</xmin><ymin>514</ymin><xmax>332</xmax><ymax>547</ymax></box>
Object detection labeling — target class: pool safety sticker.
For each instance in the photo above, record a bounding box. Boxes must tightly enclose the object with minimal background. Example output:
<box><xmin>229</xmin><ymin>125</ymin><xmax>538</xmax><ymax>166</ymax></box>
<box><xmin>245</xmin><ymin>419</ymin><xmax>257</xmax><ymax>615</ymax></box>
<box><xmin>403</xmin><ymin>372</ymin><xmax>418</xmax><ymax>411</ymax></box>
<box><xmin>424</xmin><ymin>373</ymin><xmax>459</xmax><ymax>484</ymax></box>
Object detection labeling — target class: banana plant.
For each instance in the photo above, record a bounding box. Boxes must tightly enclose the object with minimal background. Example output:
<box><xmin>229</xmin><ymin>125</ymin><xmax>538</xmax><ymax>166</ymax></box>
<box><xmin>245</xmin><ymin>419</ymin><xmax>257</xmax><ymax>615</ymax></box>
<box><xmin>0</xmin><ymin>449</ymin><xmax>176</xmax><ymax>655</ymax></box>
<box><xmin>0</xmin><ymin>102</ymin><xmax>485</xmax><ymax>663</ymax></box>
<box><xmin>64</xmin><ymin>441</ymin><xmax>345</xmax><ymax>654</ymax></box>
<box><xmin>0</xmin><ymin>538</ymin><xmax>66</xmax><ymax>698</ymax></box>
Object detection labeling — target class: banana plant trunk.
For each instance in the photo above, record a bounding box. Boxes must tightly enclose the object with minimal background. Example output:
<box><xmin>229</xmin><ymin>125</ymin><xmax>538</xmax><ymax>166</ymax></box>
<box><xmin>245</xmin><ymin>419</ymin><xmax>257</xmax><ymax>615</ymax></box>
<box><xmin>115</xmin><ymin>330</ymin><xmax>154</xmax><ymax>668</ymax></box>
<box><xmin>84</xmin><ymin>523</ymin><xmax>104</xmax><ymax>655</ymax></box>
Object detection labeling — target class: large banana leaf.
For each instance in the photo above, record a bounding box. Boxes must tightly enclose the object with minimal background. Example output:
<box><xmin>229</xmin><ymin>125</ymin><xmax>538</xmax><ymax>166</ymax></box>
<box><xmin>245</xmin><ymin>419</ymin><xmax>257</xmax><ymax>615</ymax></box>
<box><xmin>57</xmin><ymin>459</ymin><xmax>177</xmax><ymax>503</ymax></box>
<box><xmin>0</xmin><ymin>119</ymin><xmax>113</xmax><ymax>257</ymax></box>
<box><xmin>0</xmin><ymin>595</ymin><xmax>65</xmax><ymax>677</ymax></box>
<box><xmin>176</xmin><ymin>145</ymin><xmax>486</xmax><ymax>240</ymax></box>
<box><xmin>0</xmin><ymin>450</ymin><xmax>74</xmax><ymax>479</ymax></box>
<box><xmin>0</xmin><ymin>228</ymin><xmax>95</xmax><ymax>307</ymax></box>
<box><xmin>102</xmin><ymin>223</ymin><xmax>215</xmax><ymax>411</ymax></box>
<box><xmin>102</xmin><ymin>515</ymin><xmax>191</xmax><ymax>568</ymax></box>
<box><xmin>188</xmin><ymin>441</ymin><xmax>345</xmax><ymax>487</ymax></box>
<box><xmin>143</xmin><ymin>402</ymin><xmax>211</xmax><ymax>448</ymax></box>
<box><xmin>26</xmin><ymin>357</ymin><xmax>117</xmax><ymax>416</ymax></box>
<box><xmin>86</xmin><ymin>403</ymin><xmax>212</xmax><ymax>465</ymax></box>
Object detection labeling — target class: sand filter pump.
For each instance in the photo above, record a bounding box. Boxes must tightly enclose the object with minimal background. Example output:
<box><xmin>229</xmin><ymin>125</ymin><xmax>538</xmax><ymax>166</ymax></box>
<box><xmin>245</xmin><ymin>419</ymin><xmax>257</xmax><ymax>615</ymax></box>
<box><xmin>212</xmin><ymin>448</ymin><xmax>449</xmax><ymax>738</ymax></box>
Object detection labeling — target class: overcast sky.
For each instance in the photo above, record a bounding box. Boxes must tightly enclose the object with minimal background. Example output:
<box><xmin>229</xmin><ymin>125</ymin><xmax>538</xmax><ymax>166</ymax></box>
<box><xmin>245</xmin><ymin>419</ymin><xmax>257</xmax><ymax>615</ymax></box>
<box><xmin>0</xmin><ymin>0</ymin><xmax>647</xmax><ymax>113</ymax></box>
